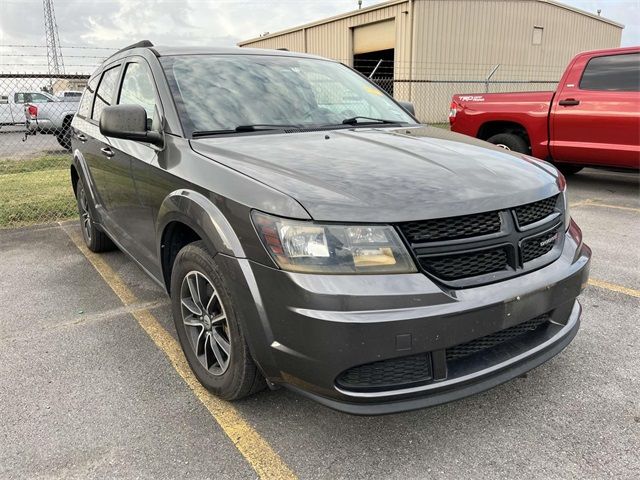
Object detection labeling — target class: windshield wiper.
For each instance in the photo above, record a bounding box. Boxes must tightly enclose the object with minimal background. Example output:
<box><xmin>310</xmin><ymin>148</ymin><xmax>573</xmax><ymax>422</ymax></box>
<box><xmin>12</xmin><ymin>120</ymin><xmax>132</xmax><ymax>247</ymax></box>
<box><xmin>192</xmin><ymin>124</ymin><xmax>303</xmax><ymax>137</ymax></box>
<box><xmin>341</xmin><ymin>116</ymin><xmax>401</xmax><ymax>125</ymax></box>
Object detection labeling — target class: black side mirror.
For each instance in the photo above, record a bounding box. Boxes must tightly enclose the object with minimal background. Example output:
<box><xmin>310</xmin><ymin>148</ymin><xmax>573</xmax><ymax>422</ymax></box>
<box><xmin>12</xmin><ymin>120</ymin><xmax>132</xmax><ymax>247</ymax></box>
<box><xmin>398</xmin><ymin>101</ymin><xmax>416</xmax><ymax>116</ymax></box>
<box><xmin>99</xmin><ymin>104</ymin><xmax>163</xmax><ymax>147</ymax></box>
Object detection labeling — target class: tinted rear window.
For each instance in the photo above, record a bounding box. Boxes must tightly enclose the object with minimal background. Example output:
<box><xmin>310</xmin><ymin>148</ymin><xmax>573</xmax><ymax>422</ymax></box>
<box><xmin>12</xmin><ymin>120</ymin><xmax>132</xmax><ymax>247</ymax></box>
<box><xmin>77</xmin><ymin>77</ymin><xmax>99</xmax><ymax>118</ymax></box>
<box><xmin>579</xmin><ymin>53</ymin><xmax>640</xmax><ymax>92</ymax></box>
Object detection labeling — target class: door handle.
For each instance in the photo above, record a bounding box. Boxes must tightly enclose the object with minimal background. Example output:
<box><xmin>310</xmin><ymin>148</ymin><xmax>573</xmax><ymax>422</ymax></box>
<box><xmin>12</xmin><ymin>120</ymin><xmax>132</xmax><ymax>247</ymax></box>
<box><xmin>559</xmin><ymin>98</ymin><xmax>580</xmax><ymax>106</ymax></box>
<box><xmin>76</xmin><ymin>133</ymin><xmax>87</xmax><ymax>142</ymax></box>
<box><xmin>100</xmin><ymin>147</ymin><xmax>115</xmax><ymax>158</ymax></box>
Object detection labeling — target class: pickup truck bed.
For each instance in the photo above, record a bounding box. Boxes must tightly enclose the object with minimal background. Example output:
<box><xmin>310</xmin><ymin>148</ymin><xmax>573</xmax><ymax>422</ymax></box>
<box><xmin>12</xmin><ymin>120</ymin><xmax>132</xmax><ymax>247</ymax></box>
<box><xmin>450</xmin><ymin>46</ymin><xmax>639</xmax><ymax>173</ymax></box>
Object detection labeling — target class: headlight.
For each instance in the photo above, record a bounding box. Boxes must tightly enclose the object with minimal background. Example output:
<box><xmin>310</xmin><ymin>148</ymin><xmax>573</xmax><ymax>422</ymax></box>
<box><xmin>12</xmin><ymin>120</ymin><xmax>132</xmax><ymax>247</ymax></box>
<box><xmin>252</xmin><ymin>211</ymin><xmax>417</xmax><ymax>274</ymax></box>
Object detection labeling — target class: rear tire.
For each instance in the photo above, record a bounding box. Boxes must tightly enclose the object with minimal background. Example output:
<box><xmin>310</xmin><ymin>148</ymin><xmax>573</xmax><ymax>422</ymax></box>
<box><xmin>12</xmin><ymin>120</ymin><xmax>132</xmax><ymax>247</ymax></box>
<box><xmin>75</xmin><ymin>178</ymin><xmax>115</xmax><ymax>252</ymax></box>
<box><xmin>486</xmin><ymin>133</ymin><xmax>529</xmax><ymax>154</ymax></box>
<box><xmin>55</xmin><ymin>118</ymin><xmax>72</xmax><ymax>151</ymax></box>
<box><xmin>555</xmin><ymin>164</ymin><xmax>584</xmax><ymax>176</ymax></box>
<box><xmin>171</xmin><ymin>241</ymin><xmax>266</xmax><ymax>400</ymax></box>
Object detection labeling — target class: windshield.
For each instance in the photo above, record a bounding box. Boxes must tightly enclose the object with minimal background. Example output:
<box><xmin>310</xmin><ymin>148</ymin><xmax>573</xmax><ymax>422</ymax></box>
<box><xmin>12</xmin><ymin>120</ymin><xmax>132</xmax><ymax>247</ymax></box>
<box><xmin>160</xmin><ymin>54</ymin><xmax>416</xmax><ymax>135</ymax></box>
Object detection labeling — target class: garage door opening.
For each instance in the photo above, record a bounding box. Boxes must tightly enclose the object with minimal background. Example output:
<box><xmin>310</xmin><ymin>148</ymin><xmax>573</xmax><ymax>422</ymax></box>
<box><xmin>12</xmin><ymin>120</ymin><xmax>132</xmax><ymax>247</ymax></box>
<box><xmin>352</xmin><ymin>20</ymin><xmax>395</xmax><ymax>96</ymax></box>
<box><xmin>353</xmin><ymin>48</ymin><xmax>395</xmax><ymax>95</ymax></box>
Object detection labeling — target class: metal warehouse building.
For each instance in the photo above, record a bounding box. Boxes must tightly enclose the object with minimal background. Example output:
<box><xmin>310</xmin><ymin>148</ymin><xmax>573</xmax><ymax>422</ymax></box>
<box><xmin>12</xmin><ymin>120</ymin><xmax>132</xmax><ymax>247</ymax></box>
<box><xmin>239</xmin><ymin>0</ymin><xmax>623</xmax><ymax>122</ymax></box>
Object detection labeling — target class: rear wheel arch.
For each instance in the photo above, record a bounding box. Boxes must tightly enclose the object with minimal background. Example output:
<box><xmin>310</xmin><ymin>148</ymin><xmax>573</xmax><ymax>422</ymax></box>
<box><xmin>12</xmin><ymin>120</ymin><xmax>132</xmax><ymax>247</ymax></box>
<box><xmin>70</xmin><ymin>163</ymin><xmax>80</xmax><ymax>196</ymax></box>
<box><xmin>477</xmin><ymin>121</ymin><xmax>531</xmax><ymax>150</ymax></box>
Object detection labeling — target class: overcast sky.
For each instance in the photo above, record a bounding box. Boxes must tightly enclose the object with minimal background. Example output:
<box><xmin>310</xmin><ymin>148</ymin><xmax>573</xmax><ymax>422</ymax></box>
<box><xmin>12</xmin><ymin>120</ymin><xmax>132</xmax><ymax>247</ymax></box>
<box><xmin>0</xmin><ymin>0</ymin><xmax>637</xmax><ymax>72</ymax></box>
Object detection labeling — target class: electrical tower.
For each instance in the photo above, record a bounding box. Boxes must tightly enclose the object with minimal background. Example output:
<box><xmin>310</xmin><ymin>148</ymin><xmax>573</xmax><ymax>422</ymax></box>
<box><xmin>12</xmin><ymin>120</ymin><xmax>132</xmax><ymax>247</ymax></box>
<box><xmin>43</xmin><ymin>0</ymin><xmax>65</xmax><ymax>77</ymax></box>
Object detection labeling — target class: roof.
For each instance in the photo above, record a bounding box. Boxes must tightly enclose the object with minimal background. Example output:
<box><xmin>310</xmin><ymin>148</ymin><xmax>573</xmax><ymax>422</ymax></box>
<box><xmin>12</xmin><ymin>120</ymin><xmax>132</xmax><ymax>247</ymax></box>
<box><xmin>238</xmin><ymin>0</ymin><xmax>623</xmax><ymax>45</ymax></box>
<box><xmin>150</xmin><ymin>46</ymin><xmax>326</xmax><ymax>59</ymax></box>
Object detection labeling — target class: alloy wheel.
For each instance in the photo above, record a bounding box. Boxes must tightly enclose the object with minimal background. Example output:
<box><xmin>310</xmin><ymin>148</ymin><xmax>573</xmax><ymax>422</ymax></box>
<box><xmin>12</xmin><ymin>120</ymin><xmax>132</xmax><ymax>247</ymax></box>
<box><xmin>180</xmin><ymin>271</ymin><xmax>231</xmax><ymax>375</ymax></box>
<box><xmin>79</xmin><ymin>187</ymin><xmax>92</xmax><ymax>242</ymax></box>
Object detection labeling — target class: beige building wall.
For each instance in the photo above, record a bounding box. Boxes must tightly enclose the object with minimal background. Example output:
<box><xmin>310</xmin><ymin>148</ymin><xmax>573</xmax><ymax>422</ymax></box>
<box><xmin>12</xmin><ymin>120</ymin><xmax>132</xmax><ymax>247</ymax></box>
<box><xmin>239</xmin><ymin>0</ymin><xmax>623</xmax><ymax>122</ymax></box>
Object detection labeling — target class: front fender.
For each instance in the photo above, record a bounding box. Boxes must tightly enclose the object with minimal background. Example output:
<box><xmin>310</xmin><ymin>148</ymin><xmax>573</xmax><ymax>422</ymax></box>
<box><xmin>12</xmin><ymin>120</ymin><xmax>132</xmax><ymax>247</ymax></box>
<box><xmin>156</xmin><ymin>189</ymin><xmax>245</xmax><ymax>262</ymax></box>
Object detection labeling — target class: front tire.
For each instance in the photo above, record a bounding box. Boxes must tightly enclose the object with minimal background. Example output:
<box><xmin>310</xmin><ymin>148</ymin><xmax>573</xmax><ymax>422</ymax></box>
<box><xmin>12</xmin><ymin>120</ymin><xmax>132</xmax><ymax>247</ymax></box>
<box><xmin>487</xmin><ymin>133</ymin><xmax>529</xmax><ymax>154</ymax></box>
<box><xmin>75</xmin><ymin>178</ymin><xmax>115</xmax><ymax>252</ymax></box>
<box><xmin>171</xmin><ymin>241</ymin><xmax>265</xmax><ymax>400</ymax></box>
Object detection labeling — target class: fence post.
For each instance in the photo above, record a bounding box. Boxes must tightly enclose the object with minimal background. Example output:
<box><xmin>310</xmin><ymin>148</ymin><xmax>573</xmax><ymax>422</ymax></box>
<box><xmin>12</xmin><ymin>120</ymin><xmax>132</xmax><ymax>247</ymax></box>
<box><xmin>485</xmin><ymin>64</ymin><xmax>500</xmax><ymax>93</ymax></box>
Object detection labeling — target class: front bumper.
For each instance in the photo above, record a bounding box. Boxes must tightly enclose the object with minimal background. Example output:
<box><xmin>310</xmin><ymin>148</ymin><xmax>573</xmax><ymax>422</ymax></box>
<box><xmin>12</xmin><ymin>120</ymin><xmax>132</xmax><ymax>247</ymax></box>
<box><xmin>220</xmin><ymin>221</ymin><xmax>590</xmax><ymax>415</ymax></box>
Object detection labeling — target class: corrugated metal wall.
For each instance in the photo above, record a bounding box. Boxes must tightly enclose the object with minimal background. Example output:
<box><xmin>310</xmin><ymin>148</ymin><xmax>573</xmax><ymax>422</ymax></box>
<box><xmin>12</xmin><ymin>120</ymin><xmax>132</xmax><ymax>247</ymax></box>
<box><xmin>412</xmin><ymin>0</ymin><xmax>622</xmax><ymax>81</ymax></box>
<box><xmin>239</xmin><ymin>0</ymin><xmax>622</xmax><ymax>122</ymax></box>
<box><xmin>241</xmin><ymin>1</ymin><xmax>411</xmax><ymax>65</ymax></box>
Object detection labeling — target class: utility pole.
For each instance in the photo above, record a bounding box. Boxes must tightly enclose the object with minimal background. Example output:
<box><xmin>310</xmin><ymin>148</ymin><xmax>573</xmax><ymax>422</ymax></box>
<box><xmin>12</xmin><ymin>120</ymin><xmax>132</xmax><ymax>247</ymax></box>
<box><xmin>43</xmin><ymin>0</ymin><xmax>65</xmax><ymax>90</ymax></box>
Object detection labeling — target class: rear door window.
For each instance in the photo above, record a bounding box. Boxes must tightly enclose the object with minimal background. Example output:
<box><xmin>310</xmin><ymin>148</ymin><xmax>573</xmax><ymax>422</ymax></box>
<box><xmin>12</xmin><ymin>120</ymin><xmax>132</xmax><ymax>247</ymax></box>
<box><xmin>77</xmin><ymin>76</ymin><xmax>99</xmax><ymax>118</ymax></box>
<box><xmin>92</xmin><ymin>66</ymin><xmax>122</xmax><ymax>121</ymax></box>
<box><xmin>579</xmin><ymin>53</ymin><xmax>640</xmax><ymax>92</ymax></box>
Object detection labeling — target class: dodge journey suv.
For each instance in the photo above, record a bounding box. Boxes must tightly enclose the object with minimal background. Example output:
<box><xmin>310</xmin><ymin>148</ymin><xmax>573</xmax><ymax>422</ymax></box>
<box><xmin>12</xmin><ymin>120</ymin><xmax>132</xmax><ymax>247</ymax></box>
<box><xmin>70</xmin><ymin>41</ymin><xmax>591</xmax><ymax>414</ymax></box>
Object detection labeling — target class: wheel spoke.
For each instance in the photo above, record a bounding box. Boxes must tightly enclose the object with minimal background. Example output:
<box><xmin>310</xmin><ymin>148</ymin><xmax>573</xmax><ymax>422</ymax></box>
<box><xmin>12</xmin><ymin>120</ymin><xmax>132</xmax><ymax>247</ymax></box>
<box><xmin>210</xmin><ymin>335</ymin><xmax>227</xmax><ymax>368</ymax></box>
<box><xmin>211</xmin><ymin>313</ymin><xmax>226</xmax><ymax>326</ymax></box>
<box><xmin>181</xmin><ymin>297</ymin><xmax>202</xmax><ymax>316</ymax></box>
<box><xmin>187</xmin><ymin>275</ymin><xmax>200</xmax><ymax>307</ymax></box>
<box><xmin>205</xmin><ymin>290</ymin><xmax>218</xmax><ymax>314</ymax></box>
<box><xmin>203</xmin><ymin>333</ymin><xmax>212</xmax><ymax>369</ymax></box>
<box><xmin>183</xmin><ymin>315</ymin><xmax>202</xmax><ymax>328</ymax></box>
<box><xmin>195</xmin><ymin>328</ymin><xmax>206</xmax><ymax>356</ymax></box>
<box><xmin>212</xmin><ymin>329</ymin><xmax>230</xmax><ymax>356</ymax></box>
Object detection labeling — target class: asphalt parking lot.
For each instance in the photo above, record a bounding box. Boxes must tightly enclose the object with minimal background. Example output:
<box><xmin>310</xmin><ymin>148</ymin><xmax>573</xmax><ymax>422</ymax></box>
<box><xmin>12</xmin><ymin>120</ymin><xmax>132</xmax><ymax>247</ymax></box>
<box><xmin>1</xmin><ymin>168</ymin><xmax>638</xmax><ymax>479</ymax></box>
<box><xmin>0</xmin><ymin>128</ymin><xmax>63</xmax><ymax>159</ymax></box>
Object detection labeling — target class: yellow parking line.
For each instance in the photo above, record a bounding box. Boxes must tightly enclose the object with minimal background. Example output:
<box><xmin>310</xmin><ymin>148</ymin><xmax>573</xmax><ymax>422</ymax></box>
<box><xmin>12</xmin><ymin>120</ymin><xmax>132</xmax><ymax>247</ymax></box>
<box><xmin>588</xmin><ymin>279</ymin><xmax>640</xmax><ymax>298</ymax></box>
<box><xmin>62</xmin><ymin>225</ymin><xmax>297</xmax><ymax>480</ymax></box>
<box><xmin>571</xmin><ymin>199</ymin><xmax>640</xmax><ymax>213</ymax></box>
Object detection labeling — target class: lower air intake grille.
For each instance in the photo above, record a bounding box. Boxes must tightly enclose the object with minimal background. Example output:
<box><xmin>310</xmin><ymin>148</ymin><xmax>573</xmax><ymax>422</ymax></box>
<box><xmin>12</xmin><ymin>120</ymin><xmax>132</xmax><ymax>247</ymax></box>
<box><xmin>521</xmin><ymin>228</ymin><xmax>560</xmax><ymax>263</ymax></box>
<box><xmin>446</xmin><ymin>315</ymin><xmax>549</xmax><ymax>362</ymax></box>
<box><xmin>419</xmin><ymin>248</ymin><xmax>508</xmax><ymax>280</ymax></box>
<box><xmin>336</xmin><ymin>353</ymin><xmax>432</xmax><ymax>392</ymax></box>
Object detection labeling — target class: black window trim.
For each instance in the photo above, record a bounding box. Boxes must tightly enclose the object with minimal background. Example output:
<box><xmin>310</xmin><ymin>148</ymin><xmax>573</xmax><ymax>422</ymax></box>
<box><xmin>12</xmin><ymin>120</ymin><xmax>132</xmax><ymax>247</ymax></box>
<box><xmin>578</xmin><ymin>51</ymin><xmax>640</xmax><ymax>92</ymax></box>
<box><xmin>76</xmin><ymin>75</ymin><xmax>100</xmax><ymax>120</ymax></box>
<box><xmin>89</xmin><ymin>62</ymin><xmax>124</xmax><ymax>125</ymax></box>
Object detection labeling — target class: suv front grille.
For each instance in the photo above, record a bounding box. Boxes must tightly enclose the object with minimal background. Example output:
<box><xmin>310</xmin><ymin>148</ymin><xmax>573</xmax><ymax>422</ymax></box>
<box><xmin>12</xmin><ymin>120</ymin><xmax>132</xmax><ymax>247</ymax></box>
<box><xmin>419</xmin><ymin>247</ymin><xmax>508</xmax><ymax>280</ymax></box>
<box><xmin>398</xmin><ymin>194</ymin><xmax>563</xmax><ymax>287</ymax></box>
<box><xmin>401</xmin><ymin>211</ymin><xmax>501</xmax><ymax>243</ymax></box>
<box><xmin>336</xmin><ymin>353</ymin><xmax>432</xmax><ymax>392</ymax></box>
<box><xmin>446</xmin><ymin>315</ymin><xmax>550</xmax><ymax>361</ymax></box>
<box><xmin>514</xmin><ymin>195</ymin><xmax>558</xmax><ymax>226</ymax></box>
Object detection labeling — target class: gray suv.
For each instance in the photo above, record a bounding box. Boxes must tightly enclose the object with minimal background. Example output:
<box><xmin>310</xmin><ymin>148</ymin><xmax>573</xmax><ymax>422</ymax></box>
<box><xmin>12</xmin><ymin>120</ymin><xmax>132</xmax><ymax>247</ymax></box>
<box><xmin>70</xmin><ymin>41</ymin><xmax>591</xmax><ymax>414</ymax></box>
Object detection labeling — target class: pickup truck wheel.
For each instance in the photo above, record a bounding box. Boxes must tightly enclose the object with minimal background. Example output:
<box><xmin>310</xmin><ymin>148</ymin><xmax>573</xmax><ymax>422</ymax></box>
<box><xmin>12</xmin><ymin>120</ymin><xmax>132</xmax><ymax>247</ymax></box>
<box><xmin>171</xmin><ymin>241</ymin><xmax>266</xmax><ymax>400</ymax></box>
<box><xmin>555</xmin><ymin>164</ymin><xmax>584</xmax><ymax>176</ymax></box>
<box><xmin>55</xmin><ymin>119</ymin><xmax>72</xmax><ymax>152</ymax></box>
<box><xmin>486</xmin><ymin>133</ymin><xmax>529</xmax><ymax>154</ymax></box>
<box><xmin>75</xmin><ymin>178</ymin><xmax>115</xmax><ymax>252</ymax></box>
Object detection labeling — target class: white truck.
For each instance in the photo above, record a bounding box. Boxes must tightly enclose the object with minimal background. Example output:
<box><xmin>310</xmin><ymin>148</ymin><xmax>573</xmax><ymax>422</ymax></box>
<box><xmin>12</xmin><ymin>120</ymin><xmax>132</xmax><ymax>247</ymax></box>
<box><xmin>24</xmin><ymin>95</ymin><xmax>79</xmax><ymax>151</ymax></box>
<box><xmin>0</xmin><ymin>91</ymin><xmax>57</xmax><ymax>129</ymax></box>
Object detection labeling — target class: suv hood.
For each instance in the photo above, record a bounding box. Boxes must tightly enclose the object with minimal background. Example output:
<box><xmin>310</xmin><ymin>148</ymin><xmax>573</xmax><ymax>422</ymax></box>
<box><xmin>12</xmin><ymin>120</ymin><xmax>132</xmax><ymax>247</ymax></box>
<box><xmin>191</xmin><ymin>126</ymin><xmax>561</xmax><ymax>223</ymax></box>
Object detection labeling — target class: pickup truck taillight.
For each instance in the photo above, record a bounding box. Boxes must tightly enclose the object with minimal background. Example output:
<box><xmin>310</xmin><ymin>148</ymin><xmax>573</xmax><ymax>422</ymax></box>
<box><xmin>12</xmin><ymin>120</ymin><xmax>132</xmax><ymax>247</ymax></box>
<box><xmin>449</xmin><ymin>100</ymin><xmax>458</xmax><ymax>125</ymax></box>
<box><xmin>26</xmin><ymin>104</ymin><xmax>38</xmax><ymax>120</ymax></box>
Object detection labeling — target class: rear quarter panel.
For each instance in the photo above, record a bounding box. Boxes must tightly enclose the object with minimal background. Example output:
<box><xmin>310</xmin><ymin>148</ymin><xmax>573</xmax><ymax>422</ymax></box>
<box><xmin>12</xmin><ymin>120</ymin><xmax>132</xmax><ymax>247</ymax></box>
<box><xmin>450</xmin><ymin>91</ymin><xmax>555</xmax><ymax>159</ymax></box>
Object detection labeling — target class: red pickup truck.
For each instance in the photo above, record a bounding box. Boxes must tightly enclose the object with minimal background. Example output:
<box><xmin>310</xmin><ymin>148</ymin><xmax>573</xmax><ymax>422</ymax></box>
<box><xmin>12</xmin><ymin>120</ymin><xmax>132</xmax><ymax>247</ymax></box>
<box><xmin>449</xmin><ymin>46</ymin><xmax>639</xmax><ymax>174</ymax></box>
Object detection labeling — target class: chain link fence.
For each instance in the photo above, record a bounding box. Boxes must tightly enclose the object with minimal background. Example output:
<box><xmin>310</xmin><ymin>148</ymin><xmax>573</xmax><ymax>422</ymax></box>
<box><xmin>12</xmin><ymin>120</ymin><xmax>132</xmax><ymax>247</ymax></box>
<box><xmin>1</xmin><ymin>73</ymin><xmax>90</xmax><ymax>227</ymax></box>
<box><xmin>0</xmin><ymin>53</ymin><xmax>562</xmax><ymax>228</ymax></box>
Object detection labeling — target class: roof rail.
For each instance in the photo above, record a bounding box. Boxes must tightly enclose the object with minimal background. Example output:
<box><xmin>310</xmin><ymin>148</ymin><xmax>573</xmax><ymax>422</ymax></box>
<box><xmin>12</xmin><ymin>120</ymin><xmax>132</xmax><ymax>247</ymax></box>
<box><xmin>101</xmin><ymin>40</ymin><xmax>154</xmax><ymax>63</ymax></box>
<box><xmin>113</xmin><ymin>40</ymin><xmax>154</xmax><ymax>56</ymax></box>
